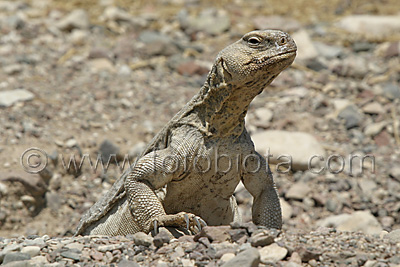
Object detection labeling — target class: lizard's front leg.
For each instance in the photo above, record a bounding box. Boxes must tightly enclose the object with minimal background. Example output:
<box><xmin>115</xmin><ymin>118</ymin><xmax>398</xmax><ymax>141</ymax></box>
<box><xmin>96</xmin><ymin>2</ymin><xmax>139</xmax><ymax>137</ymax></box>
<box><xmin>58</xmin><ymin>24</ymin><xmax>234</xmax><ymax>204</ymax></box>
<box><xmin>241</xmin><ymin>151</ymin><xmax>282</xmax><ymax>229</ymax></box>
<box><xmin>125</xmin><ymin>143</ymin><xmax>206</xmax><ymax>234</ymax></box>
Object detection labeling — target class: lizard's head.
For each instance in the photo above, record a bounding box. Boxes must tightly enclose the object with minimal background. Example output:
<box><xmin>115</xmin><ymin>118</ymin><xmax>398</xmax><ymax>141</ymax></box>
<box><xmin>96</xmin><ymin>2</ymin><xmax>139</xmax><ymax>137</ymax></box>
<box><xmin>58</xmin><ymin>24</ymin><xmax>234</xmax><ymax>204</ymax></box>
<box><xmin>209</xmin><ymin>30</ymin><xmax>297</xmax><ymax>90</ymax></box>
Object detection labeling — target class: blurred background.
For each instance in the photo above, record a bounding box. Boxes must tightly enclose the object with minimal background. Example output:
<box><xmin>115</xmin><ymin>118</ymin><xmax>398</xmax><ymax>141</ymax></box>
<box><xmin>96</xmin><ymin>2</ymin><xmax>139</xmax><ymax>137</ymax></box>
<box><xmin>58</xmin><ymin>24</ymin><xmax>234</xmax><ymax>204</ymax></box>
<box><xmin>0</xmin><ymin>0</ymin><xmax>399</xmax><ymax>238</ymax></box>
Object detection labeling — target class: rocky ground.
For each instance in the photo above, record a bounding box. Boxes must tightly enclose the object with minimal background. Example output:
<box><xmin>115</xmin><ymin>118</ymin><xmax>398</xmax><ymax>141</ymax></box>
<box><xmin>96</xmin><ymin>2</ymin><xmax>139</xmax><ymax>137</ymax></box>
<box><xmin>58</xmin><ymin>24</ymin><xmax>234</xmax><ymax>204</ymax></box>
<box><xmin>0</xmin><ymin>0</ymin><xmax>400</xmax><ymax>266</ymax></box>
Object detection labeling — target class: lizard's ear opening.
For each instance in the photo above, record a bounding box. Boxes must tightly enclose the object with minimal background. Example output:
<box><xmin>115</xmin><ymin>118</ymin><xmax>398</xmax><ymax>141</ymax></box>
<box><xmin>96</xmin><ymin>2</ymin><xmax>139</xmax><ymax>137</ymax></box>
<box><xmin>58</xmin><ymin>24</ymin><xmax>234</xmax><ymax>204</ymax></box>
<box><xmin>207</xmin><ymin>57</ymin><xmax>232</xmax><ymax>89</ymax></box>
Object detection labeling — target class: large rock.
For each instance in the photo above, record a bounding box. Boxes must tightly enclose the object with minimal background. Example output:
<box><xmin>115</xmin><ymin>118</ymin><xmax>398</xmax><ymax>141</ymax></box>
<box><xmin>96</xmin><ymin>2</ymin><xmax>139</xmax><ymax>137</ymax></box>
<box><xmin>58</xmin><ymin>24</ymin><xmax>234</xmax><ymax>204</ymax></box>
<box><xmin>336</xmin><ymin>15</ymin><xmax>400</xmax><ymax>38</ymax></box>
<box><xmin>252</xmin><ymin>130</ymin><xmax>325</xmax><ymax>171</ymax></box>
<box><xmin>317</xmin><ymin>211</ymin><xmax>382</xmax><ymax>235</ymax></box>
<box><xmin>0</xmin><ymin>89</ymin><xmax>34</xmax><ymax>107</ymax></box>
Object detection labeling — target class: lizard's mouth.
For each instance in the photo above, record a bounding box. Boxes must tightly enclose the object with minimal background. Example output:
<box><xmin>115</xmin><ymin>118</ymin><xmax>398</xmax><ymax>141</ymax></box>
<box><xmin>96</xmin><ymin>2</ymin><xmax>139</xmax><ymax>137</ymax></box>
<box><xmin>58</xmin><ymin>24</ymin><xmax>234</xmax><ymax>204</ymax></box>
<box><xmin>251</xmin><ymin>50</ymin><xmax>297</xmax><ymax>65</ymax></box>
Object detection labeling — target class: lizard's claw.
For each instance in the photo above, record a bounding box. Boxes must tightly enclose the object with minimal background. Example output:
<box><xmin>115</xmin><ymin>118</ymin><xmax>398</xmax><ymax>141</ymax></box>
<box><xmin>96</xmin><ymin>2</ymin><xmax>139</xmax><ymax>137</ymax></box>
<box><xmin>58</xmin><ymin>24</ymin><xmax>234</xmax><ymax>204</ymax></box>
<box><xmin>153</xmin><ymin>220</ymin><xmax>159</xmax><ymax>236</ymax></box>
<box><xmin>150</xmin><ymin>212</ymin><xmax>207</xmax><ymax>235</ymax></box>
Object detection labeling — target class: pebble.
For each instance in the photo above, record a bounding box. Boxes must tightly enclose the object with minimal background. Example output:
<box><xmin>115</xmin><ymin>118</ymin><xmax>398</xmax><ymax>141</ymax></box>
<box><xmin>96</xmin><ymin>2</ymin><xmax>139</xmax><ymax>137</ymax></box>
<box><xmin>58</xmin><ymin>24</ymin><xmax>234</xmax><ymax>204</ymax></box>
<box><xmin>285</xmin><ymin>181</ymin><xmax>311</xmax><ymax>200</ymax></box>
<box><xmin>292</xmin><ymin>30</ymin><xmax>319</xmax><ymax>63</ymax></box>
<box><xmin>194</xmin><ymin>226</ymin><xmax>231</xmax><ymax>243</ymax></box>
<box><xmin>132</xmin><ymin>232</ymin><xmax>153</xmax><ymax>247</ymax></box>
<box><xmin>259</xmin><ymin>243</ymin><xmax>288</xmax><ymax>263</ymax></box>
<box><xmin>336</xmin><ymin>211</ymin><xmax>383</xmax><ymax>235</ymax></box>
<box><xmin>382</xmin><ymin>83</ymin><xmax>400</xmax><ymax>100</ymax></box>
<box><xmin>336</xmin><ymin>15</ymin><xmax>400</xmax><ymax>38</ymax></box>
<box><xmin>102</xmin><ymin>6</ymin><xmax>133</xmax><ymax>22</ymax></box>
<box><xmin>252</xmin><ymin>130</ymin><xmax>326</xmax><ymax>171</ymax></box>
<box><xmin>153</xmin><ymin>231</ymin><xmax>171</xmax><ymax>248</ymax></box>
<box><xmin>389</xmin><ymin>166</ymin><xmax>400</xmax><ymax>182</ymax></box>
<box><xmin>221</xmin><ymin>247</ymin><xmax>260</xmax><ymax>267</ymax></box>
<box><xmin>385</xmin><ymin>229</ymin><xmax>400</xmax><ymax>243</ymax></box>
<box><xmin>280</xmin><ymin>199</ymin><xmax>293</xmax><ymax>220</ymax></box>
<box><xmin>364</xmin><ymin>121</ymin><xmax>387</xmax><ymax>136</ymax></box>
<box><xmin>178</xmin><ymin>8</ymin><xmax>230</xmax><ymax>35</ymax></box>
<box><xmin>250</xmin><ymin>232</ymin><xmax>274</xmax><ymax>247</ymax></box>
<box><xmin>362</xmin><ymin>102</ymin><xmax>384</xmax><ymax>114</ymax></box>
<box><xmin>88</xmin><ymin>58</ymin><xmax>115</xmax><ymax>73</ymax></box>
<box><xmin>61</xmin><ymin>249</ymin><xmax>81</xmax><ymax>261</ymax></box>
<box><xmin>252</xmin><ymin>15</ymin><xmax>301</xmax><ymax>32</ymax></box>
<box><xmin>56</xmin><ymin>9</ymin><xmax>90</xmax><ymax>31</ymax></box>
<box><xmin>3</xmin><ymin>252</ymin><xmax>31</xmax><ymax>265</ymax></box>
<box><xmin>98</xmin><ymin>139</ymin><xmax>120</xmax><ymax>163</ymax></box>
<box><xmin>20</xmin><ymin>246</ymin><xmax>40</xmax><ymax>257</ymax></box>
<box><xmin>338</xmin><ymin>105</ymin><xmax>363</xmax><ymax>129</ymax></box>
<box><xmin>0</xmin><ymin>89</ymin><xmax>34</xmax><ymax>107</ymax></box>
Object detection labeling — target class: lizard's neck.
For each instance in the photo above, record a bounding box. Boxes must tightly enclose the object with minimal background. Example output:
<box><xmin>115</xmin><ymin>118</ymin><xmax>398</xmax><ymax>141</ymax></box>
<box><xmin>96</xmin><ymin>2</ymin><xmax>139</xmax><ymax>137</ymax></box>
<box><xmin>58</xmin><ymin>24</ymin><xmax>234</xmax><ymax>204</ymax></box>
<box><xmin>194</xmin><ymin>82</ymin><xmax>263</xmax><ymax>138</ymax></box>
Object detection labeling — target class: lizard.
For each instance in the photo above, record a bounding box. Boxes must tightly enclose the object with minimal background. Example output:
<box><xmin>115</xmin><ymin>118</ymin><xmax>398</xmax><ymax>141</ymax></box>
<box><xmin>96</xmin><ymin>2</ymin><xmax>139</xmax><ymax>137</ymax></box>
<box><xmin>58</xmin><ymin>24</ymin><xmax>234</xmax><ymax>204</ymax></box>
<box><xmin>74</xmin><ymin>30</ymin><xmax>297</xmax><ymax>236</ymax></box>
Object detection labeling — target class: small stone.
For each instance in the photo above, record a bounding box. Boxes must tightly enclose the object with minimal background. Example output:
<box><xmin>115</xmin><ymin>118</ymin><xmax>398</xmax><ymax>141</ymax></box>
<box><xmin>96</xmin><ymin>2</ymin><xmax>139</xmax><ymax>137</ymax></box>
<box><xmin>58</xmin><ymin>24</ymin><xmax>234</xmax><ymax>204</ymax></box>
<box><xmin>102</xmin><ymin>6</ymin><xmax>133</xmax><ymax>22</ymax></box>
<box><xmin>221</xmin><ymin>247</ymin><xmax>260</xmax><ymax>267</ymax></box>
<box><xmin>336</xmin><ymin>15</ymin><xmax>400</xmax><ymax>38</ymax></box>
<box><xmin>259</xmin><ymin>243</ymin><xmax>288</xmax><ymax>263</ymax></box>
<box><xmin>4</xmin><ymin>64</ymin><xmax>22</xmax><ymax>75</ymax></box>
<box><xmin>285</xmin><ymin>182</ymin><xmax>311</xmax><ymax>200</ymax></box>
<box><xmin>176</xmin><ymin>61</ymin><xmax>209</xmax><ymax>76</ymax></box>
<box><xmin>118</xmin><ymin>259</ymin><xmax>140</xmax><ymax>267</ymax></box>
<box><xmin>364</xmin><ymin>121</ymin><xmax>387</xmax><ymax>136</ymax></box>
<box><xmin>3</xmin><ymin>252</ymin><xmax>31</xmax><ymax>264</ymax></box>
<box><xmin>358</xmin><ymin>179</ymin><xmax>377</xmax><ymax>195</ymax></box>
<box><xmin>0</xmin><ymin>89</ymin><xmax>34</xmax><ymax>107</ymax></box>
<box><xmin>220</xmin><ymin>252</ymin><xmax>235</xmax><ymax>262</ymax></box>
<box><xmin>99</xmin><ymin>139</ymin><xmax>120</xmax><ymax>163</ymax></box>
<box><xmin>229</xmin><ymin>228</ymin><xmax>248</xmax><ymax>243</ymax></box>
<box><xmin>21</xmin><ymin>246</ymin><xmax>40</xmax><ymax>257</ymax></box>
<box><xmin>385</xmin><ymin>229</ymin><xmax>400</xmax><ymax>243</ymax></box>
<box><xmin>133</xmin><ymin>232</ymin><xmax>153</xmax><ymax>247</ymax></box>
<box><xmin>254</xmin><ymin>107</ymin><xmax>273</xmax><ymax>126</ymax></box>
<box><xmin>280</xmin><ymin>199</ymin><xmax>293</xmax><ymax>220</ymax></box>
<box><xmin>194</xmin><ymin>226</ymin><xmax>231</xmax><ymax>243</ymax></box>
<box><xmin>61</xmin><ymin>250</ymin><xmax>81</xmax><ymax>261</ymax></box>
<box><xmin>338</xmin><ymin>105</ymin><xmax>363</xmax><ymax>129</ymax></box>
<box><xmin>88</xmin><ymin>58</ymin><xmax>115</xmax><ymax>73</ymax></box>
<box><xmin>296</xmin><ymin>247</ymin><xmax>322</xmax><ymax>262</ymax></box>
<box><xmin>250</xmin><ymin>232</ymin><xmax>274</xmax><ymax>247</ymax></box>
<box><xmin>65</xmin><ymin>242</ymin><xmax>84</xmax><ymax>251</ymax></box>
<box><xmin>337</xmin><ymin>211</ymin><xmax>383</xmax><ymax>235</ymax></box>
<box><xmin>138</xmin><ymin>31</ymin><xmax>179</xmax><ymax>57</ymax></box>
<box><xmin>362</xmin><ymin>102</ymin><xmax>384</xmax><ymax>114</ymax></box>
<box><xmin>253</xmin><ymin>15</ymin><xmax>301</xmax><ymax>32</ymax></box>
<box><xmin>97</xmin><ymin>244</ymin><xmax>124</xmax><ymax>252</ymax></box>
<box><xmin>69</xmin><ymin>29</ymin><xmax>87</xmax><ymax>45</ymax></box>
<box><xmin>153</xmin><ymin>231</ymin><xmax>171</xmax><ymax>248</ymax></box>
<box><xmin>292</xmin><ymin>30</ymin><xmax>318</xmax><ymax>63</ymax></box>
<box><xmin>56</xmin><ymin>9</ymin><xmax>90</xmax><ymax>31</ymax></box>
<box><xmin>30</xmin><ymin>255</ymin><xmax>48</xmax><ymax>265</ymax></box>
<box><xmin>389</xmin><ymin>166</ymin><xmax>400</xmax><ymax>182</ymax></box>
<box><xmin>179</xmin><ymin>8</ymin><xmax>230</xmax><ymax>35</ymax></box>
<box><xmin>90</xmin><ymin>250</ymin><xmax>104</xmax><ymax>261</ymax></box>
<box><xmin>382</xmin><ymin>83</ymin><xmax>400</xmax><ymax>100</ymax></box>
<box><xmin>314</xmin><ymin>42</ymin><xmax>343</xmax><ymax>59</ymax></box>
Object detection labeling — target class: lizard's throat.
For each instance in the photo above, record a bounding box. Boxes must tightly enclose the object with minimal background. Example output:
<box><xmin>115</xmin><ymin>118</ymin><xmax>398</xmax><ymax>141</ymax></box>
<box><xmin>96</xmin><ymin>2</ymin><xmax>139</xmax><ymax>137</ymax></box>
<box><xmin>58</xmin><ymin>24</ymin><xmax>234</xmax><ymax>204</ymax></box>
<box><xmin>200</xmin><ymin>83</ymin><xmax>261</xmax><ymax>138</ymax></box>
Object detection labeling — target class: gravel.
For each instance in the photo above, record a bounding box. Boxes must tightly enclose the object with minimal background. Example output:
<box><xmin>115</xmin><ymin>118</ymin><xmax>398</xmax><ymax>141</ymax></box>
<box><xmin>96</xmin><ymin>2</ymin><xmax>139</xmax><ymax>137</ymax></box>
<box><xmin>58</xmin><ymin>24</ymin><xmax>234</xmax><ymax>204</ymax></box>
<box><xmin>0</xmin><ymin>0</ymin><xmax>399</xmax><ymax>265</ymax></box>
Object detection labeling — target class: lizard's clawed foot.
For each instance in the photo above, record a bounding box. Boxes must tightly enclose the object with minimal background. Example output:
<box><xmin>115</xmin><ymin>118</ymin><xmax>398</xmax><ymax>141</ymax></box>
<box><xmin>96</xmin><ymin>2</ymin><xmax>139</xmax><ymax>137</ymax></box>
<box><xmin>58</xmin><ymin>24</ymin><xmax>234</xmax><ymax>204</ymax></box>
<box><xmin>151</xmin><ymin>212</ymin><xmax>207</xmax><ymax>235</ymax></box>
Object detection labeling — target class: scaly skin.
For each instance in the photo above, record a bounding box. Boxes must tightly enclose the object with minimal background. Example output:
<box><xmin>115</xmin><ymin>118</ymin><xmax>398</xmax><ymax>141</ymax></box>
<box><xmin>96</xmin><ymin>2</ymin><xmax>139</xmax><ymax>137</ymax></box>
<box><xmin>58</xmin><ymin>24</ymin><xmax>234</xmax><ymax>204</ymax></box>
<box><xmin>74</xmin><ymin>30</ymin><xmax>297</xmax><ymax>236</ymax></box>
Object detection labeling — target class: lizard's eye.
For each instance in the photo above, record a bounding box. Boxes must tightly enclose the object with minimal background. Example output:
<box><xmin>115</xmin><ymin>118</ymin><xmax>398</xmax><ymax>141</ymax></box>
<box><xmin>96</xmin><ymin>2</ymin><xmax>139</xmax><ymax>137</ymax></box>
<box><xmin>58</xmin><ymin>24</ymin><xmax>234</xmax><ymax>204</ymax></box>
<box><xmin>248</xmin><ymin>36</ymin><xmax>262</xmax><ymax>46</ymax></box>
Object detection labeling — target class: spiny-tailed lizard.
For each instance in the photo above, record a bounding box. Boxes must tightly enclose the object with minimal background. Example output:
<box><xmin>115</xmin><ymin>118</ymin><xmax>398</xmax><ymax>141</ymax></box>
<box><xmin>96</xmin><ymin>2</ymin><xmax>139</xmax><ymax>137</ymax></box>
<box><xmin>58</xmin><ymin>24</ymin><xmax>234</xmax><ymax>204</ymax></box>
<box><xmin>74</xmin><ymin>30</ymin><xmax>297</xmax><ymax>236</ymax></box>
